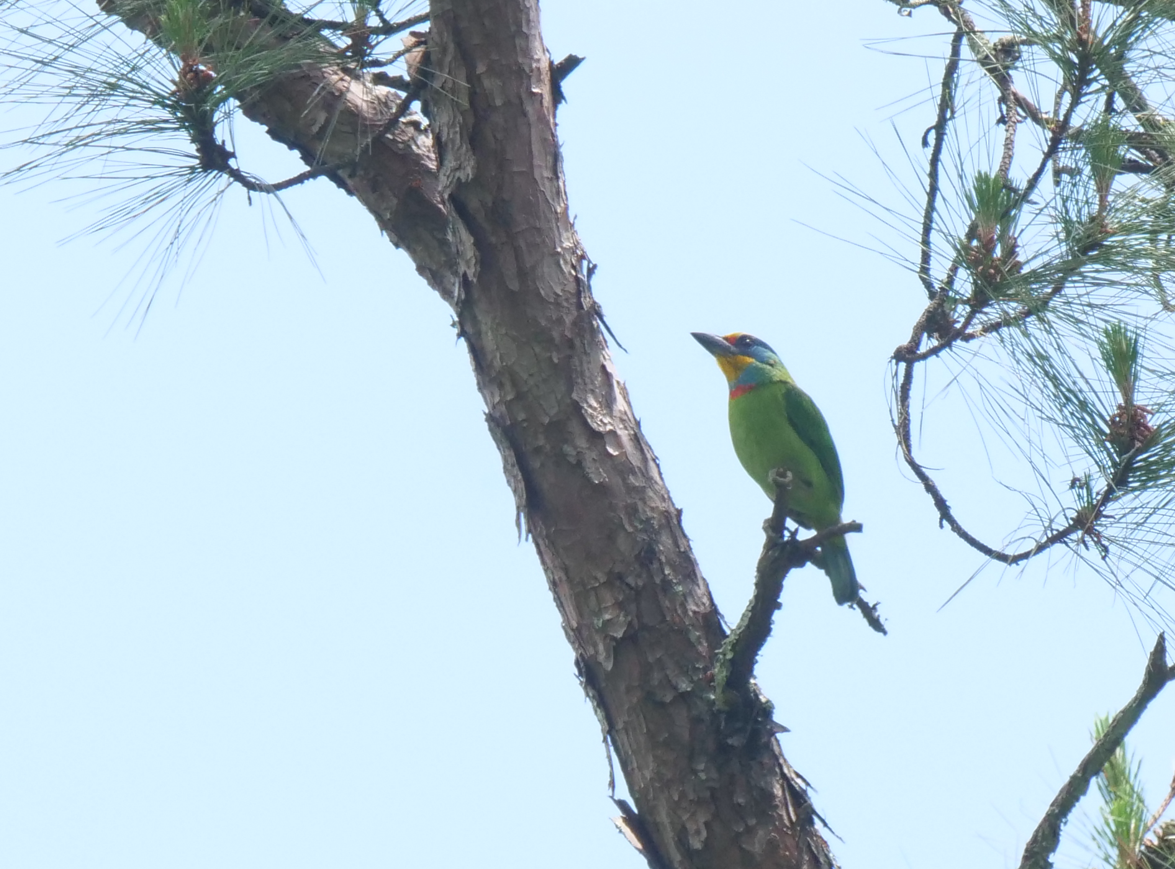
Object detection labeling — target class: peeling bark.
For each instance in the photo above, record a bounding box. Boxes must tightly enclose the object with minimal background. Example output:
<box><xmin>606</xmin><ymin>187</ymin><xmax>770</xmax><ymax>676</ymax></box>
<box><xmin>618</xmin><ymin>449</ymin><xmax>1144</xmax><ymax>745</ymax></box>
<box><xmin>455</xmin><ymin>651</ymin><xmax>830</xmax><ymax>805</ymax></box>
<box><xmin>100</xmin><ymin>1</ymin><xmax>837</xmax><ymax>866</ymax></box>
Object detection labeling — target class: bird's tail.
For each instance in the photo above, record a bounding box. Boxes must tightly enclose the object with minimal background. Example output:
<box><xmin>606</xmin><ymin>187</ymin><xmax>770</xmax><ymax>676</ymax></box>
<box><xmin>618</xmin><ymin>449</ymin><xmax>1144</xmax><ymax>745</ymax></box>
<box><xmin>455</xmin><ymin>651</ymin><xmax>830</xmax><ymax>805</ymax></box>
<box><xmin>822</xmin><ymin>535</ymin><xmax>859</xmax><ymax>606</ymax></box>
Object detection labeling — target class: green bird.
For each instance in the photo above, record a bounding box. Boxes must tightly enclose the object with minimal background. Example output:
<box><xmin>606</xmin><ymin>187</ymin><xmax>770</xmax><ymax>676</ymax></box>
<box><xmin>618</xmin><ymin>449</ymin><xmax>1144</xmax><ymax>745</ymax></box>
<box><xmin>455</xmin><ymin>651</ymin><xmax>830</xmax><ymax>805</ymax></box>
<box><xmin>692</xmin><ymin>332</ymin><xmax>859</xmax><ymax>605</ymax></box>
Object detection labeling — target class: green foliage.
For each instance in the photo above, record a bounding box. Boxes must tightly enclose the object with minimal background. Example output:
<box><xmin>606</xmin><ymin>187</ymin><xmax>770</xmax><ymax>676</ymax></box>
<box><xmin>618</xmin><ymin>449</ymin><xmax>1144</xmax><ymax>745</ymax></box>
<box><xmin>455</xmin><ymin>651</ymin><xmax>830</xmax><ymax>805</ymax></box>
<box><xmin>864</xmin><ymin>0</ymin><xmax>1175</xmax><ymax>629</ymax></box>
<box><xmin>2</xmin><ymin>1</ymin><xmax>334</xmax><ymax>178</ymax></box>
<box><xmin>1090</xmin><ymin>715</ymin><xmax>1151</xmax><ymax>869</ymax></box>
<box><xmin>1084</xmin><ymin>117</ymin><xmax>1127</xmax><ymax>207</ymax></box>
<box><xmin>965</xmin><ymin>170</ymin><xmax>1020</xmax><ymax>246</ymax></box>
<box><xmin>0</xmin><ymin>0</ymin><xmax>426</xmax><ymax>319</ymax></box>
<box><xmin>1097</xmin><ymin>323</ymin><xmax>1141</xmax><ymax>408</ymax></box>
<box><xmin>960</xmin><ymin>170</ymin><xmax>1024</xmax><ymax>302</ymax></box>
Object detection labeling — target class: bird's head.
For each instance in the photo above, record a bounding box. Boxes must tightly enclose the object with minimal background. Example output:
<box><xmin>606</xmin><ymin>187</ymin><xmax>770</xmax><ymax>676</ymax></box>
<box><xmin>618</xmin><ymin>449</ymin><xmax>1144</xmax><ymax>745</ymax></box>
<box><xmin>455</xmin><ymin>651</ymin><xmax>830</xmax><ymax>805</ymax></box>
<box><xmin>691</xmin><ymin>332</ymin><xmax>789</xmax><ymax>393</ymax></box>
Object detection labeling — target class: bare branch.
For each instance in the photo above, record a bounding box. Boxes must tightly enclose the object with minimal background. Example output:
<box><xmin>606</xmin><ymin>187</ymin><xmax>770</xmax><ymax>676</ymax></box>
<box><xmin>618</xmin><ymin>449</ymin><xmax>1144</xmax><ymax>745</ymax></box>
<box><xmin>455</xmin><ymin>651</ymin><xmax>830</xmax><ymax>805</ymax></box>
<box><xmin>854</xmin><ymin>593</ymin><xmax>887</xmax><ymax>634</ymax></box>
<box><xmin>917</xmin><ymin>24</ymin><xmax>964</xmax><ymax>300</ymax></box>
<box><xmin>894</xmin><ymin>350</ymin><xmax>1151</xmax><ymax>566</ymax></box>
<box><xmin>1019</xmin><ymin>634</ymin><xmax>1175</xmax><ymax>869</ymax></box>
<box><xmin>713</xmin><ymin>471</ymin><xmax>868</xmax><ymax>707</ymax></box>
<box><xmin>1146</xmin><ymin>771</ymin><xmax>1175</xmax><ymax>837</ymax></box>
<box><xmin>887</xmin><ymin>4</ymin><xmax>1105</xmax><ymax>568</ymax></box>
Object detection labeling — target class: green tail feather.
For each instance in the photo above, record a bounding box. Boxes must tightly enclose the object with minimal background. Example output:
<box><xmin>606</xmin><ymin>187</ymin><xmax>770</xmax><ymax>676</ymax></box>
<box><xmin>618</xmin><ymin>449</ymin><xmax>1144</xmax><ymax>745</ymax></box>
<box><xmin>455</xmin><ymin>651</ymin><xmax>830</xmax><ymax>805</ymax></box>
<box><xmin>821</xmin><ymin>535</ymin><xmax>858</xmax><ymax>606</ymax></box>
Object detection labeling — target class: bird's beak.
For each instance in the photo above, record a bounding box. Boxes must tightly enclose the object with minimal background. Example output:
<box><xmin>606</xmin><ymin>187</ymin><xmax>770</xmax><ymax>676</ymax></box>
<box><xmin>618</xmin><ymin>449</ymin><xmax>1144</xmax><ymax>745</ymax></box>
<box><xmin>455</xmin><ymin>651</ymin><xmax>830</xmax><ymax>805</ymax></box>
<box><xmin>691</xmin><ymin>332</ymin><xmax>736</xmax><ymax>357</ymax></box>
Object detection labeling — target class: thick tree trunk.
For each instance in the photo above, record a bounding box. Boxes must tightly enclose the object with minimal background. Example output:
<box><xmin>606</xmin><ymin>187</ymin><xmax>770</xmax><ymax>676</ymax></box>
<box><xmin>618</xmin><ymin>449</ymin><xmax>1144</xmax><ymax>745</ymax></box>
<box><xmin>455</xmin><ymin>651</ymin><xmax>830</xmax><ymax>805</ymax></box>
<box><xmin>102</xmin><ymin>1</ymin><xmax>837</xmax><ymax>866</ymax></box>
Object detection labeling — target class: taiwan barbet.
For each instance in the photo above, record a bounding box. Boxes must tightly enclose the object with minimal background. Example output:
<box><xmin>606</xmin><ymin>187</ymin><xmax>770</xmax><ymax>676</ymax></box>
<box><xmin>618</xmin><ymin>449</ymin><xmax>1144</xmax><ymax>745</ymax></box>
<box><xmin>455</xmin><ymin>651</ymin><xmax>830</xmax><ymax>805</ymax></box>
<box><xmin>692</xmin><ymin>332</ymin><xmax>859</xmax><ymax>605</ymax></box>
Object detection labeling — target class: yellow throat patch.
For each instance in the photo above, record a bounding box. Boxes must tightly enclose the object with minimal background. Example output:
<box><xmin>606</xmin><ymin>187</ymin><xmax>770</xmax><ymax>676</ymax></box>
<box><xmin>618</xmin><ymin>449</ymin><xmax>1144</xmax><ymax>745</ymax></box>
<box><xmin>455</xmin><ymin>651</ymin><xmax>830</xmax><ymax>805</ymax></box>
<box><xmin>715</xmin><ymin>332</ymin><xmax>756</xmax><ymax>384</ymax></box>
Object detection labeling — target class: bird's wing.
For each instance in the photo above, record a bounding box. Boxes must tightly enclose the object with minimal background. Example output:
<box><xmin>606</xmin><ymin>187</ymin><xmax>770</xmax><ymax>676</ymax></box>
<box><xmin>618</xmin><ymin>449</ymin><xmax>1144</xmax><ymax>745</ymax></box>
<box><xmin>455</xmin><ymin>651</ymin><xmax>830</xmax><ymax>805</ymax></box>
<box><xmin>782</xmin><ymin>384</ymin><xmax>845</xmax><ymax>506</ymax></box>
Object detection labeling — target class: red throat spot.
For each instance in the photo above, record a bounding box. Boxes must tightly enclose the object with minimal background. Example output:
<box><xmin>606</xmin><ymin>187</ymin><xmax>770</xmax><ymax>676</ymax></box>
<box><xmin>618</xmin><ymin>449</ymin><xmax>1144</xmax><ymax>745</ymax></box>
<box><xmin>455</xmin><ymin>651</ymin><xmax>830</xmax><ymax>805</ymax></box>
<box><xmin>729</xmin><ymin>384</ymin><xmax>756</xmax><ymax>400</ymax></box>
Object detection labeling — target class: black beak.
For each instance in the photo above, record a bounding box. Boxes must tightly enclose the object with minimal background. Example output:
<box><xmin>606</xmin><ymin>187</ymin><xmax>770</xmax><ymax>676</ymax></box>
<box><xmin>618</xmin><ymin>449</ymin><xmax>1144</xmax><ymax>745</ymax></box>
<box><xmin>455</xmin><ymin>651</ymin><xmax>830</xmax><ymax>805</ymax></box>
<box><xmin>691</xmin><ymin>332</ymin><xmax>736</xmax><ymax>357</ymax></box>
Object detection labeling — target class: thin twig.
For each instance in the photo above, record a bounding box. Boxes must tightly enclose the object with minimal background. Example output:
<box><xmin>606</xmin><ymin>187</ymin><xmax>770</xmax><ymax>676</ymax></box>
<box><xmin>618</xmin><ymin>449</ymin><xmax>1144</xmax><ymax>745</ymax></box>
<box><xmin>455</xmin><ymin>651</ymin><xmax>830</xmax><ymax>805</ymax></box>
<box><xmin>803</xmin><ymin>520</ymin><xmax>865</xmax><ymax>550</ymax></box>
<box><xmin>369</xmin><ymin>52</ymin><xmax>430</xmax><ymax>142</ymax></box>
<box><xmin>1146</xmin><ymin>770</ymin><xmax>1175</xmax><ymax>836</ymax></box>
<box><xmin>224</xmin><ymin>161</ymin><xmax>346</xmax><ymax>193</ymax></box>
<box><xmin>886</xmin><ymin>9</ymin><xmax>1109</xmax><ymax>567</ymax></box>
<box><xmin>854</xmin><ymin>594</ymin><xmax>887</xmax><ymax>635</ymax></box>
<box><xmin>1120</xmin><ymin>159</ymin><xmax>1157</xmax><ymax>175</ymax></box>
<box><xmin>304</xmin><ymin>10</ymin><xmax>429</xmax><ymax>38</ymax></box>
<box><xmin>893</xmin><ymin>287</ymin><xmax>948</xmax><ymax>362</ymax></box>
<box><xmin>366</xmin><ymin>37</ymin><xmax>428</xmax><ymax>70</ymax></box>
<box><xmin>1018</xmin><ymin>634</ymin><xmax>1175</xmax><ymax>869</ymax></box>
<box><xmin>997</xmin><ymin>78</ymin><xmax>1018</xmax><ymax>182</ymax></box>
<box><xmin>894</xmin><ymin>357</ymin><xmax>1146</xmax><ymax>564</ymax></box>
<box><xmin>959</xmin><ymin>265</ymin><xmax>1080</xmax><ymax>342</ymax></box>
<box><xmin>1013</xmin><ymin>61</ymin><xmax>1089</xmax><ymax>217</ymax></box>
<box><xmin>1091</xmin><ymin>2</ymin><xmax>1169</xmax><ymax>147</ymax></box>
<box><xmin>713</xmin><ymin>471</ymin><xmax>795</xmax><ymax>708</ymax></box>
<box><xmin>1010</xmin><ymin>86</ymin><xmax>1050</xmax><ymax>129</ymax></box>
<box><xmin>210</xmin><ymin>66</ymin><xmax>424</xmax><ymax>195</ymax></box>
<box><xmin>371</xmin><ymin>10</ymin><xmax>430</xmax><ymax>37</ymax></box>
<box><xmin>917</xmin><ymin>25</ymin><xmax>964</xmax><ymax>300</ymax></box>
<box><xmin>894</xmin><ymin>307</ymin><xmax>978</xmax><ymax>363</ymax></box>
<box><xmin>896</xmin><ymin>357</ymin><xmax>1022</xmax><ymax>561</ymax></box>
<box><xmin>712</xmin><ymin>472</ymin><xmax>866</xmax><ymax>707</ymax></box>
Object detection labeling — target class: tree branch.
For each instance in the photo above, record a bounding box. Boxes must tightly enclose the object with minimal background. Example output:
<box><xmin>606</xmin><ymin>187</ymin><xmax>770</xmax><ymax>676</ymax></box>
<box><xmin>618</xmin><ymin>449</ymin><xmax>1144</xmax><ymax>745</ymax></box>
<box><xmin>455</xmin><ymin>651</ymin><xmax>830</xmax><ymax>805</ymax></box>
<box><xmin>1146</xmin><ymin>771</ymin><xmax>1175</xmax><ymax>837</ymax></box>
<box><xmin>99</xmin><ymin>0</ymin><xmax>458</xmax><ymax>296</ymax></box>
<box><xmin>90</xmin><ymin>1</ymin><xmax>845</xmax><ymax>866</ymax></box>
<box><xmin>888</xmin><ymin>10</ymin><xmax>1102</xmax><ymax>568</ymax></box>
<box><xmin>306</xmin><ymin>10</ymin><xmax>430</xmax><ymax>38</ymax></box>
<box><xmin>894</xmin><ymin>336</ymin><xmax>1148</xmax><ymax>567</ymax></box>
<box><xmin>916</xmin><ymin>24</ymin><xmax>963</xmax><ymax>300</ymax></box>
<box><xmin>713</xmin><ymin>472</ymin><xmax>869</xmax><ymax>707</ymax></box>
<box><xmin>1019</xmin><ymin>634</ymin><xmax>1175</xmax><ymax>869</ymax></box>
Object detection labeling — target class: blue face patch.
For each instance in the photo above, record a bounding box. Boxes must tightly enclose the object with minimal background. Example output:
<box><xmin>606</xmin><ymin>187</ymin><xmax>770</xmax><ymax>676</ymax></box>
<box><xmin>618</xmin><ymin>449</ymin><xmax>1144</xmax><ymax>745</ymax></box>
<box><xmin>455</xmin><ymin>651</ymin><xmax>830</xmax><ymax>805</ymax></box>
<box><xmin>724</xmin><ymin>333</ymin><xmax>780</xmax><ymax>365</ymax></box>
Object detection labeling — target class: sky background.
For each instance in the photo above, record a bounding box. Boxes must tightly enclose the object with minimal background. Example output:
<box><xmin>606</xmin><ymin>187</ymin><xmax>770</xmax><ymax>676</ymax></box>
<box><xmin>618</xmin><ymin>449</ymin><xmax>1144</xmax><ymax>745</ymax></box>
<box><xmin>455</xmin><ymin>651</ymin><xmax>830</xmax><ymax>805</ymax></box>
<box><xmin>1</xmin><ymin>2</ymin><xmax>1173</xmax><ymax>868</ymax></box>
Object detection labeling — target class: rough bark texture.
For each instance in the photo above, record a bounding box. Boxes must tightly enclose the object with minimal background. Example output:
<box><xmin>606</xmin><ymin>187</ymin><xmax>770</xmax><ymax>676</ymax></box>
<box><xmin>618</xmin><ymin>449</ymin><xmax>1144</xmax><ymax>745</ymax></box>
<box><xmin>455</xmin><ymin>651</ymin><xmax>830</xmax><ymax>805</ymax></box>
<box><xmin>101</xmin><ymin>1</ymin><xmax>837</xmax><ymax>866</ymax></box>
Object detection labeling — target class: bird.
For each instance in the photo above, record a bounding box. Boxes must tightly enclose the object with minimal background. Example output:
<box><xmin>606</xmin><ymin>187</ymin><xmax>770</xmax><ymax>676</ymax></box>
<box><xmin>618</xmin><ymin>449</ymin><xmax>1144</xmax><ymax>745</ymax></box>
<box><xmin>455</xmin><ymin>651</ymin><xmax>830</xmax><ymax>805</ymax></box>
<box><xmin>692</xmin><ymin>331</ymin><xmax>859</xmax><ymax>605</ymax></box>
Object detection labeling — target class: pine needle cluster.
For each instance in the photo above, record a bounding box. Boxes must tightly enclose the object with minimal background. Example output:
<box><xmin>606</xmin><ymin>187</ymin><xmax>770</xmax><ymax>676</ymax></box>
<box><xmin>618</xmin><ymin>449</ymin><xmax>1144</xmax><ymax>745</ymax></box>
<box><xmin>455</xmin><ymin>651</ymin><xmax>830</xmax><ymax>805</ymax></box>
<box><xmin>874</xmin><ymin>0</ymin><xmax>1175</xmax><ymax>629</ymax></box>
<box><xmin>1086</xmin><ymin>714</ymin><xmax>1175</xmax><ymax>869</ymax></box>
<box><xmin>0</xmin><ymin>0</ymin><xmax>427</xmax><ymax>318</ymax></box>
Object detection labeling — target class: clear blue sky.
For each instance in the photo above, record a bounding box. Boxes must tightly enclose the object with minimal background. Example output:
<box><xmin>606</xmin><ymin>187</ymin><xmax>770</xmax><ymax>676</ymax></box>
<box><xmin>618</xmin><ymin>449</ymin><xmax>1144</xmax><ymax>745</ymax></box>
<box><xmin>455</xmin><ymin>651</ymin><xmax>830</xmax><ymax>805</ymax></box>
<box><xmin>1</xmin><ymin>2</ymin><xmax>1172</xmax><ymax>868</ymax></box>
